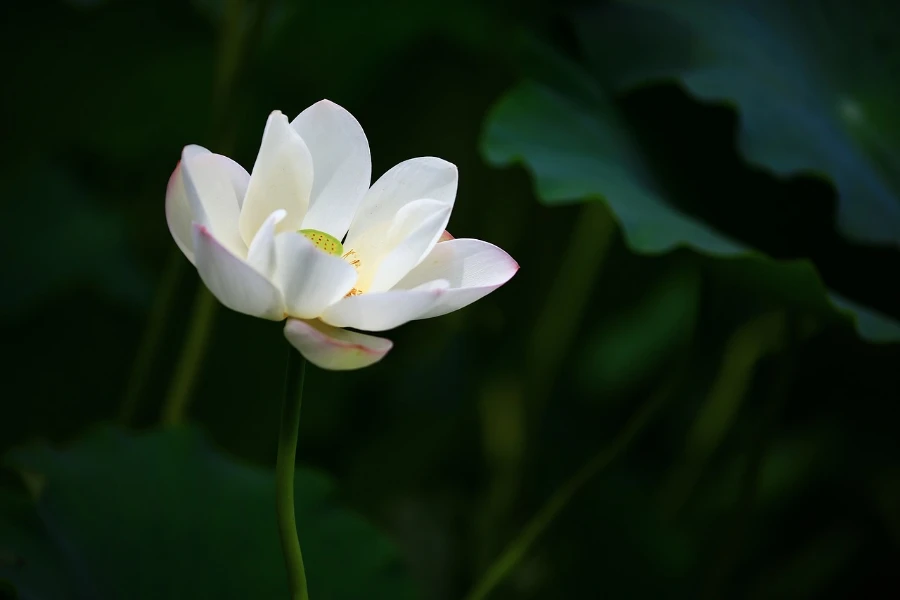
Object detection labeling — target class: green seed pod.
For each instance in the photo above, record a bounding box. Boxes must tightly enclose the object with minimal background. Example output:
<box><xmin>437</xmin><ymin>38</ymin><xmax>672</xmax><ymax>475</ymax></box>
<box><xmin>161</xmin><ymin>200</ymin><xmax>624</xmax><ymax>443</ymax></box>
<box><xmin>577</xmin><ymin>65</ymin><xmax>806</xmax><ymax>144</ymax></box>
<box><xmin>298</xmin><ymin>229</ymin><xmax>344</xmax><ymax>256</ymax></box>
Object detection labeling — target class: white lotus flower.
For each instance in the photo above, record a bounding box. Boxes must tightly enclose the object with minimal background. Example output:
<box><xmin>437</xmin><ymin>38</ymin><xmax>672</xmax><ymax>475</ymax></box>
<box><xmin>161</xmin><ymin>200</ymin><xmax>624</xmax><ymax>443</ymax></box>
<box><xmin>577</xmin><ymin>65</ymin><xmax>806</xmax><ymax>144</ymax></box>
<box><xmin>166</xmin><ymin>101</ymin><xmax>518</xmax><ymax>370</ymax></box>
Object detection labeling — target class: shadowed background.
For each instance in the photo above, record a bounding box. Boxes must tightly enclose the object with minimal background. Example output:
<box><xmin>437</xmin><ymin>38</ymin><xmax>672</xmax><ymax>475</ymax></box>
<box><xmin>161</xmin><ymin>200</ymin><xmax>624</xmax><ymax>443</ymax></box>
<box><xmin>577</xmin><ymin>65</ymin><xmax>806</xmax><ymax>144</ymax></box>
<box><xmin>2</xmin><ymin>0</ymin><xmax>899</xmax><ymax>598</ymax></box>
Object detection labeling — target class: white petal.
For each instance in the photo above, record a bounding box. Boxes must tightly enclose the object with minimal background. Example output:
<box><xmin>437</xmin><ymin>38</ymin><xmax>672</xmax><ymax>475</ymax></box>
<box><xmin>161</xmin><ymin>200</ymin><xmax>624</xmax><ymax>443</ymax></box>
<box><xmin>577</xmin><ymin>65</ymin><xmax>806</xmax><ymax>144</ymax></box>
<box><xmin>182</xmin><ymin>150</ymin><xmax>247</xmax><ymax>256</ymax></box>
<box><xmin>395</xmin><ymin>238</ymin><xmax>519</xmax><ymax>319</ymax></box>
<box><xmin>320</xmin><ymin>280</ymin><xmax>449</xmax><ymax>331</ymax></box>
<box><xmin>166</xmin><ymin>160</ymin><xmax>198</xmax><ymax>264</ymax></box>
<box><xmin>342</xmin><ymin>198</ymin><xmax>451</xmax><ymax>293</ymax></box>
<box><xmin>273</xmin><ymin>232</ymin><xmax>359</xmax><ymax>319</ymax></box>
<box><xmin>247</xmin><ymin>209</ymin><xmax>287</xmax><ymax>279</ymax></box>
<box><xmin>292</xmin><ymin>100</ymin><xmax>371</xmax><ymax>239</ymax></box>
<box><xmin>367</xmin><ymin>199</ymin><xmax>452</xmax><ymax>293</ymax></box>
<box><xmin>345</xmin><ymin>157</ymin><xmax>457</xmax><ymax>244</ymax></box>
<box><xmin>192</xmin><ymin>223</ymin><xmax>285</xmax><ymax>320</ymax></box>
<box><xmin>183</xmin><ymin>144</ymin><xmax>251</xmax><ymax>208</ymax></box>
<box><xmin>167</xmin><ymin>145</ymin><xmax>249</xmax><ymax>263</ymax></box>
<box><xmin>182</xmin><ymin>144</ymin><xmax>208</xmax><ymax>162</ymax></box>
<box><xmin>239</xmin><ymin>111</ymin><xmax>313</xmax><ymax>247</ymax></box>
<box><xmin>284</xmin><ymin>319</ymin><xmax>392</xmax><ymax>370</ymax></box>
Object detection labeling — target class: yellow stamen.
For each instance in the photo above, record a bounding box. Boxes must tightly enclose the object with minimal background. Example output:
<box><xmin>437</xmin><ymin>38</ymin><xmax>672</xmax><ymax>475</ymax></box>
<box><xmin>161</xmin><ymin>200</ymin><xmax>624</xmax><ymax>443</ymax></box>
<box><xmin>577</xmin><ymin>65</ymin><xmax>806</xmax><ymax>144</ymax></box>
<box><xmin>342</xmin><ymin>248</ymin><xmax>361</xmax><ymax>268</ymax></box>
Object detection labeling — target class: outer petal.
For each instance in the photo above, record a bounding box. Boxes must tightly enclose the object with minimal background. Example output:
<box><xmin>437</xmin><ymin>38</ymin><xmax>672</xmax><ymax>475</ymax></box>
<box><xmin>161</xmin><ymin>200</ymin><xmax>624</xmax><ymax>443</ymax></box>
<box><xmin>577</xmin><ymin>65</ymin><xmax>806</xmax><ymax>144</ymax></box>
<box><xmin>246</xmin><ymin>209</ymin><xmax>287</xmax><ymax>279</ymax></box>
<box><xmin>320</xmin><ymin>280</ymin><xmax>449</xmax><ymax>331</ymax></box>
<box><xmin>345</xmin><ymin>157</ymin><xmax>457</xmax><ymax>247</ymax></box>
<box><xmin>273</xmin><ymin>232</ymin><xmax>359</xmax><ymax>319</ymax></box>
<box><xmin>395</xmin><ymin>238</ymin><xmax>519</xmax><ymax>319</ymax></box>
<box><xmin>166</xmin><ymin>160</ymin><xmax>197</xmax><ymax>264</ymax></box>
<box><xmin>292</xmin><ymin>100</ymin><xmax>371</xmax><ymax>239</ymax></box>
<box><xmin>192</xmin><ymin>224</ymin><xmax>285</xmax><ymax>320</ymax></box>
<box><xmin>239</xmin><ymin>111</ymin><xmax>313</xmax><ymax>247</ymax></box>
<box><xmin>188</xmin><ymin>145</ymin><xmax>251</xmax><ymax>208</ymax></box>
<box><xmin>182</xmin><ymin>150</ymin><xmax>249</xmax><ymax>256</ymax></box>
<box><xmin>284</xmin><ymin>319</ymin><xmax>392</xmax><ymax>370</ymax></box>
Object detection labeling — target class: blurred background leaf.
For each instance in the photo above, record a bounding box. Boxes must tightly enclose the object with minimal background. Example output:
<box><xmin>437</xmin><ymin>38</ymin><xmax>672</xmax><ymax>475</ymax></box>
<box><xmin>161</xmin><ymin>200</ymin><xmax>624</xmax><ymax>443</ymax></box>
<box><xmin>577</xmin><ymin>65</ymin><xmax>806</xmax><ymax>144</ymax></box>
<box><xmin>576</xmin><ymin>263</ymin><xmax>700</xmax><ymax>393</ymax></box>
<box><xmin>0</xmin><ymin>426</ymin><xmax>416</xmax><ymax>600</ymax></box>
<box><xmin>576</xmin><ymin>0</ymin><xmax>900</xmax><ymax>247</ymax></box>
<box><xmin>482</xmin><ymin>51</ymin><xmax>900</xmax><ymax>342</ymax></box>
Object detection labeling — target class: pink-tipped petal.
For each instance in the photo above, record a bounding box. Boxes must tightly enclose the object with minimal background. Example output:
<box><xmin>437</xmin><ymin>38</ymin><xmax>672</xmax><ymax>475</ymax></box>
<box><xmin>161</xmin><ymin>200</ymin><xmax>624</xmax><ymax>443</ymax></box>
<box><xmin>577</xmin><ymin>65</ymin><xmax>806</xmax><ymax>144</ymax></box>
<box><xmin>284</xmin><ymin>319</ymin><xmax>392</xmax><ymax>370</ymax></box>
<box><xmin>192</xmin><ymin>223</ymin><xmax>285</xmax><ymax>320</ymax></box>
<box><xmin>165</xmin><ymin>145</ymin><xmax>229</xmax><ymax>263</ymax></box>
<box><xmin>438</xmin><ymin>230</ymin><xmax>454</xmax><ymax>242</ymax></box>
<box><xmin>165</xmin><ymin>160</ymin><xmax>196</xmax><ymax>264</ymax></box>
<box><xmin>394</xmin><ymin>238</ymin><xmax>518</xmax><ymax>319</ymax></box>
<box><xmin>182</xmin><ymin>151</ymin><xmax>248</xmax><ymax>255</ymax></box>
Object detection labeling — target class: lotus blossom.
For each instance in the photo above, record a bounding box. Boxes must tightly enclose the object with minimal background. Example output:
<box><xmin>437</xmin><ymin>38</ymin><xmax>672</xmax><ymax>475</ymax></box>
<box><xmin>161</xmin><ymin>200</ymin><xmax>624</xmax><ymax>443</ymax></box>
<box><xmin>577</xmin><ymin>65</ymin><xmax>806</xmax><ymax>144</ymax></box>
<box><xmin>166</xmin><ymin>101</ymin><xmax>518</xmax><ymax>370</ymax></box>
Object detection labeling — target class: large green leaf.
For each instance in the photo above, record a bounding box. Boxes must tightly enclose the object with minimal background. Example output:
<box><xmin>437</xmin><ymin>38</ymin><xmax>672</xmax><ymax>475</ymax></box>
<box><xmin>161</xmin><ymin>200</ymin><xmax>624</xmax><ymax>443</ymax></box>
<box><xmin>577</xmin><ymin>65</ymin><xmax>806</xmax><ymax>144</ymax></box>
<box><xmin>575</xmin><ymin>0</ymin><xmax>900</xmax><ymax>247</ymax></box>
<box><xmin>0</xmin><ymin>426</ymin><xmax>416</xmax><ymax>600</ymax></box>
<box><xmin>482</xmin><ymin>77</ymin><xmax>900</xmax><ymax>342</ymax></box>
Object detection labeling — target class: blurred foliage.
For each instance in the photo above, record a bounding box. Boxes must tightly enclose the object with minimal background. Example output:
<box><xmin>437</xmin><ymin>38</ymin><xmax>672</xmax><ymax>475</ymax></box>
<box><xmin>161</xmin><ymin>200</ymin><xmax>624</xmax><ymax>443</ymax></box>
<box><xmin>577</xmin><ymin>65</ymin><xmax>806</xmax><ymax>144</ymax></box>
<box><xmin>482</xmin><ymin>44</ymin><xmax>900</xmax><ymax>342</ymax></box>
<box><xmin>1</xmin><ymin>0</ymin><xmax>899</xmax><ymax>599</ymax></box>
<box><xmin>576</xmin><ymin>0</ymin><xmax>900</xmax><ymax>247</ymax></box>
<box><xmin>0</xmin><ymin>427</ymin><xmax>414</xmax><ymax>599</ymax></box>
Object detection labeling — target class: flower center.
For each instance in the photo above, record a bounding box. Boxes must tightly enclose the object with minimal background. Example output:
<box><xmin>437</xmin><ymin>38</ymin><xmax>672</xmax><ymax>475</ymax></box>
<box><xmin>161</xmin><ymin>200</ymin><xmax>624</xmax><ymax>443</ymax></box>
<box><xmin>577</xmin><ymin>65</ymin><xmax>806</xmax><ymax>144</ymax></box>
<box><xmin>299</xmin><ymin>229</ymin><xmax>364</xmax><ymax>296</ymax></box>
<box><xmin>299</xmin><ymin>229</ymin><xmax>343</xmax><ymax>256</ymax></box>
<box><xmin>341</xmin><ymin>249</ymin><xmax>364</xmax><ymax>296</ymax></box>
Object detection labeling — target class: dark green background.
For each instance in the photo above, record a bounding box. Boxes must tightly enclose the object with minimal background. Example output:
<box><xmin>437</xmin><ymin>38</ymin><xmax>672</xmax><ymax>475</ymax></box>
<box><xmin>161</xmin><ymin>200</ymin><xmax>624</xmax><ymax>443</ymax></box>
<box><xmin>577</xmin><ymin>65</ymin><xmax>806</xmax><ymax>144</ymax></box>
<box><xmin>2</xmin><ymin>0</ymin><xmax>899</xmax><ymax>598</ymax></box>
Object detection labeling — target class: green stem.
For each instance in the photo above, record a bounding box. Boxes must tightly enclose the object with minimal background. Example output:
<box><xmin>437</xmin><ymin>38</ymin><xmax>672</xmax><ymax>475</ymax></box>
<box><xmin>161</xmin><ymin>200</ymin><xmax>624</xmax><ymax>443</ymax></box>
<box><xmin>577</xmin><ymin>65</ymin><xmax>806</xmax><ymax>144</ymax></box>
<box><xmin>276</xmin><ymin>347</ymin><xmax>309</xmax><ymax>600</ymax></box>
<box><xmin>120</xmin><ymin>250</ymin><xmax>184</xmax><ymax>425</ymax></box>
<box><xmin>527</xmin><ymin>202</ymin><xmax>616</xmax><ymax>409</ymax></box>
<box><xmin>463</xmin><ymin>370</ymin><xmax>677</xmax><ymax>600</ymax></box>
<box><xmin>159</xmin><ymin>0</ymin><xmax>275</xmax><ymax>425</ymax></box>
<box><xmin>123</xmin><ymin>0</ymin><xmax>247</xmax><ymax>425</ymax></box>
<box><xmin>702</xmin><ymin>314</ymin><xmax>794</xmax><ymax>599</ymax></box>
<box><xmin>474</xmin><ymin>202</ymin><xmax>615</xmax><ymax>564</ymax></box>
<box><xmin>161</xmin><ymin>288</ymin><xmax>217</xmax><ymax>425</ymax></box>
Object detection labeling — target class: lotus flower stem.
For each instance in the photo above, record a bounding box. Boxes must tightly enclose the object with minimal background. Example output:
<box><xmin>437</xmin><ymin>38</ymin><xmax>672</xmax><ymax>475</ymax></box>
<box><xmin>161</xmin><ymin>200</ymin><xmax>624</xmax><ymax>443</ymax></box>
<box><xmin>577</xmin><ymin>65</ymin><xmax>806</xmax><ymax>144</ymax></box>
<box><xmin>161</xmin><ymin>288</ymin><xmax>217</xmax><ymax>425</ymax></box>
<box><xmin>120</xmin><ymin>251</ymin><xmax>183</xmax><ymax>424</ymax></box>
<box><xmin>158</xmin><ymin>0</ymin><xmax>272</xmax><ymax>424</ymax></box>
<box><xmin>275</xmin><ymin>346</ymin><xmax>310</xmax><ymax>600</ymax></box>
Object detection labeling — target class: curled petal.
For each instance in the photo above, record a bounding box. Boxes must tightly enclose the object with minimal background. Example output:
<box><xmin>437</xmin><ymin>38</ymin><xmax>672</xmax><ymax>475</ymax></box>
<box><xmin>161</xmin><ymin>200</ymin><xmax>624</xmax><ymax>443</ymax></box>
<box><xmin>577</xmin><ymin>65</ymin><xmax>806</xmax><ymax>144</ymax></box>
<box><xmin>284</xmin><ymin>319</ymin><xmax>392</xmax><ymax>370</ymax></box>
<box><xmin>348</xmin><ymin>198</ymin><xmax>451</xmax><ymax>294</ymax></box>
<box><xmin>369</xmin><ymin>200</ymin><xmax>451</xmax><ymax>293</ymax></box>
<box><xmin>345</xmin><ymin>156</ymin><xmax>457</xmax><ymax>247</ymax></box>
<box><xmin>246</xmin><ymin>209</ymin><xmax>287</xmax><ymax>279</ymax></box>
